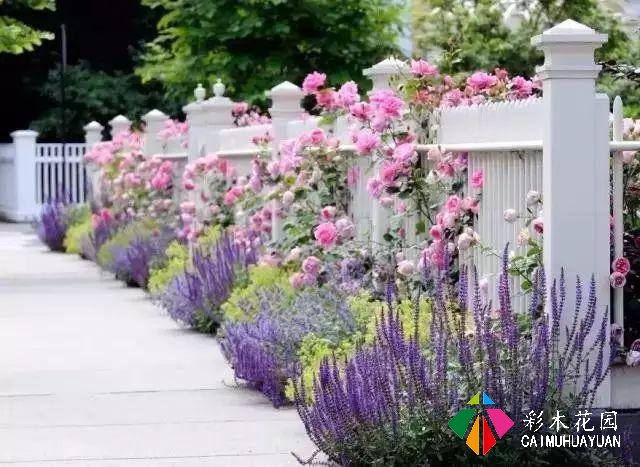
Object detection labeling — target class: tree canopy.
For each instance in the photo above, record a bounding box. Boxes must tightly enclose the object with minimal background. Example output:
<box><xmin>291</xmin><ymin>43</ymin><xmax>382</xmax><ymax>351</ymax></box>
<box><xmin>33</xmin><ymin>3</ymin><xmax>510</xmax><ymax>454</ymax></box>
<box><xmin>413</xmin><ymin>0</ymin><xmax>631</xmax><ymax>78</ymax></box>
<box><xmin>137</xmin><ymin>0</ymin><xmax>404</xmax><ymax>104</ymax></box>
<box><xmin>0</xmin><ymin>0</ymin><xmax>54</xmax><ymax>54</ymax></box>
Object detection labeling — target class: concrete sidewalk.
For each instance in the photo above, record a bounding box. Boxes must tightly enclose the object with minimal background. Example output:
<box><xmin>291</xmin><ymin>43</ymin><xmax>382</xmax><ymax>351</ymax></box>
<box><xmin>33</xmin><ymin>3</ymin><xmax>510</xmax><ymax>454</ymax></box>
<box><xmin>0</xmin><ymin>223</ymin><xmax>315</xmax><ymax>466</ymax></box>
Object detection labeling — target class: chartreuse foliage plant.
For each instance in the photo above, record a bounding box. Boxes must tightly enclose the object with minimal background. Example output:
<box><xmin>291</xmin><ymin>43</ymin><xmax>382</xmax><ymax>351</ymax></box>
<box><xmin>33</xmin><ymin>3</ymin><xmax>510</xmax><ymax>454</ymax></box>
<box><xmin>148</xmin><ymin>241</ymin><xmax>189</xmax><ymax>295</ymax></box>
<box><xmin>286</xmin><ymin>291</ymin><xmax>432</xmax><ymax>402</ymax></box>
<box><xmin>221</xmin><ymin>265</ymin><xmax>292</xmax><ymax>322</ymax></box>
<box><xmin>0</xmin><ymin>0</ymin><xmax>54</xmax><ymax>54</ymax></box>
<box><xmin>63</xmin><ymin>205</ymin><xmax>92</xmax><ymax>255</ymax></box>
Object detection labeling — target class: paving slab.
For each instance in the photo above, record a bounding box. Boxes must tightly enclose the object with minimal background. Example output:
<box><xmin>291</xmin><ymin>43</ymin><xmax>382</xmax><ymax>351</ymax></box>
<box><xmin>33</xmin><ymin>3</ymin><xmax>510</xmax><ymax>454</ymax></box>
<box><xmin>0</xmin><ymin>224</ymin><xmax>317</xmax><ymax>466</ymax></box>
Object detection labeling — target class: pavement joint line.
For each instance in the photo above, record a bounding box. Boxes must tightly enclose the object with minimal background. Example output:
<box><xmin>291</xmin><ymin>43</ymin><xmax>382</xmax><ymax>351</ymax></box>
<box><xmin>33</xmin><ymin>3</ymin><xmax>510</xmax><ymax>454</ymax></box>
<box><xmin>0</xmin><ymin>452</ymin><xmax>297</xmax><ymax>463</ymax></box>
<box><xmin>0</xmin><ymin>418</ymin><xmax>302</xmax><ymax>429</ymax></box>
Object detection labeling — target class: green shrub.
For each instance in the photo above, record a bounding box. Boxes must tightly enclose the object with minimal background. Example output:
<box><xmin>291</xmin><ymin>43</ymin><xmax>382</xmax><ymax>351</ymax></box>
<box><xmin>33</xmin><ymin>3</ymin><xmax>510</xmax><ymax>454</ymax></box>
<box><xmin>64</xmin><ymin>217</ymin><xmax>91</xmax><ymax>254</ymax></box>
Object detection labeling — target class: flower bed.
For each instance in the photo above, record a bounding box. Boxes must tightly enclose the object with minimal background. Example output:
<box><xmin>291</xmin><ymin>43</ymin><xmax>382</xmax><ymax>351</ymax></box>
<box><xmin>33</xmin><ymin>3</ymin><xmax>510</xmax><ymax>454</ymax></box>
<box><xmin>36</xmin><ymin>63</ymin><xmax>632</xmax><ymax>465</ymax></box>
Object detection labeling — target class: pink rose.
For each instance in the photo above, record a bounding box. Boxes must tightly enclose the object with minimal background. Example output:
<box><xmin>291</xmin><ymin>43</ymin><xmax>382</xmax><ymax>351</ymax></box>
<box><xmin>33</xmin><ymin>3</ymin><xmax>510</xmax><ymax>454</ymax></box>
<box><xmin>180</xmin><ymin>201</ymin><xmax>196</xmax><ymax>215</ymax></box>
<box><xmin>466</xmin><ymin>71</ymin><xmax>498</xmax><ymax>92</ymax></box>
<box><xmin>335</xmin><ymin>217</ymin><xmax>355</xmax><ymax>239</ymax></box>
<box><xmin>532</xmin><ymin>217</ymin><xmax>544</xmax><ymax>235</ymax></box>
<box><xmin>612</xmin><ymin>257</ymin><xmax>631</xmax><ymax>275</ymax></box>
<box><xmin>302</xmin><ymin>71</ymin><xmax>326</xmax><ymax>94</ymax></box>
<box><xmin>314</xmin><ymin>221</ymin><xmax>338</xmax><ymax>248</ymax></box>
<box><xmin>445</xmin><ymin>195</ymin><xmax>462</xmax><ymax>214</ymax></box>
<box><xmin>410</xmin><ymin>59</ymin><xmax>438</xmax><ymax>77</ymax></box>
<box><xmin>150</xmin><ymin>171</ymin><xmax>171</xmax><ymax>191</ymax></box>
<box><xmin>302</xmin><ymin>256</ymin><xmax>321</xmax><ymax>275</ymax></box>
<box><xmin>470</xmin><ymin>169</ymin><xmax>484</xmax><ymax>189</ymax></box>
<box><xmin>429</xmin><ymin>225</ymin><xmax>443</xmax><ymax>241</ymax></box>
<box><xmin>349</xmin><ymin>102</ymin><xmax>373</xmax><ymax>120</ymax></box>
<box><xmin>397</xmin><ymin>260</ymin><xmax>416</xmax><ymax>276</ymax></box>
<box><xmin>321</xmin><ymin>206</ymin><xmax>337</xmax><ymax>220</ymax></box>
<box><xmin>610</xmin><ymin>271</ymin><xmax>626</xmax><ymax>288</ymax></box>
<box><xmin>393</xmin><ymin>143</ymin><xmax>416</xmax><ymax>163</ymax></box>
<box><xmin>290</xmin><ymin>272</ymin><xmax>306</xmax><ymax>289</ymax></box>
<box><xmin>354</xmin><ymin>129</ymin><xmax>380</xmax><ymax>155</ymax></box>
<box><xmin>336</xmin><ymin>81</ymin><xmax>360</xmax><ymax>107</ymax></box>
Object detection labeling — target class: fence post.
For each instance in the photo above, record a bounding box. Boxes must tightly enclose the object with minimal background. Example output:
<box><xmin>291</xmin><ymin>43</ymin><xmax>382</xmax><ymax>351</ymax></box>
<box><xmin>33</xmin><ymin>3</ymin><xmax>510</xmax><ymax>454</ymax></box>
<box><xmin>142</xmin><ymin>109</ymin><xmax>169</xmax><ymax>156</ymax></box>
<box><xmin>612</xmin><ymin>96</ymin><xmax>625</xmax><ymax>329</ymax></box>
<box><xmin>183</xmin><ymin>83</ymin><xmax>208</xmax><ymax>161</ymax></box>
<box><xmin>108</xmin><ymin>115</ymin><xmax>132</xmax><ymax>139</ymax></box>
<box><xmin>83</xmin><ymin>121</ymin><xmax>104</xmax><ymax>204</ymax></box>
<box><xmin>83</xmin><ymin>121</ymin><xmax>104</xmax><ymax>148</ymax></box>
<box><xmin>201</xmin><ymin>79</ymin><xmax>234</xmax><ymax>154</ymax></box>
<box><xmin>267</xmin><ymin>81</ymin><xmax>304</xmax><ymax>242</ymax></box>
<box><xmin>363</xmin><ymin>57</ymin><xmax>409</xmax><ymax>247</ymax></box>
<box><xmin>532</xmin><ymin>19</ymin><xmax>611</xmax><ymax>406</ymax></box>
<box><xmin>10</xmin><ymin>130</ymin><xmax>38</xmax><ymax>221</ymax></box>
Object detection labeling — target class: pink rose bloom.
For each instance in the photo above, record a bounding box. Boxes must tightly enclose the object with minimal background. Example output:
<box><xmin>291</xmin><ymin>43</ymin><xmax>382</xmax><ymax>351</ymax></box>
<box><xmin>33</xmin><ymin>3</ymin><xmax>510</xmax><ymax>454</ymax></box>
<box><xmin>180</xmin><ymin>201</ymin><xmax>196</xmax><ymax>215</ymax></box>
<box><xmin>436</xmin><ymin>161</ymin><xmax>454</xmax><ymax>179</ymax></box>
<box><xmin>249</xmin><ymin>175</ymin><xmax>262</xmax><ymax>193</ymax></box>
<box><xmin>183</xmin><ymin>179</ymin><xmax>195</xmax><ymax>190</ymax></box>
<box><xmin>289</xmin><ymin>272</ymin><xmax>306</xmax><ymax>289</ymax></box>
<box><xmin>503</xmin><ymin>209</ymin><xmax>518</xmax><ymax>223</ymax></box>
<box><xmin>441</xmin><ymin>89</ymin><xmax>466</xmax><ymax>108</ymax></box>
<box><xmin>470</xmin><ymin>169</ymin><xmax>484</xmax><ymax>188</ymax></box>
<box><xmin>315</xmin><ymin>89</ymin><xmax>336</xmax><ymax>109</ymax></box>
<box><xmin>354</xmin><ymin>129</ymin><xmax>381</xmax><ymax>155</ymax></box>
<box><xmin>445</xmin><ymin>195</ymin><xmax>462</xmax><ymax>214</ymax></box>
<box><xmin>381</xmin><ymin>161</ymin><xmax>403</xmax><ymax>184</ymax></box>
<box><xmin>466</xmin><ymin>71</ymin><xmax>498</xmax><ymax>92</ymax></box>
<box><xmin>461</xmin><ymin>197</ymin><xmax>479</xmax><ymax>214</ymax></box>
<box><xmin>429</xmin><ymin>225</ymin><xmax>443</xmax><ymax>241</ymax></box>
<box><xmin>510</xmin><ymin>76</ymin><xmax>533</xmax><ymax>98</ymax></box>
<box><xmin>379</xmin><ymin>196</ymin><xmax>394</xmax><ymax>208</ymax></box>
<box><xmin>532</xmin><ymin>217</ymin><xmax>544</xmax><ymax>235</ymax></box>
<box><xmin>367</xmin><ymin>178</ymin><xmax>384</xmax><ymax>198</ymax></box>
<box><xmin>302</xmin><ymin>71</ymin><xmax>326</xmax><ymax>94</ymax></box>
<box><xmin>369</xmin><ymin>89</ymin><xmax>404</xmax><ymax>118</ymax></box>
<box><xmin>427</xmin><ymin>147</ymin><xmax>442</xmax><ymax>161</ymax></box>
<box><xmin>397</xmin><ymin>260</ymin><xmax>416</xmax><ymax>277</ymax></box>
<box><xmin>393</xmin><ymin>143</ymin><xmax>416</xmax><ymax>163</ymax></box>
<box><xmin>336</xmin><ymin>81</ymin><xmax>360</xmax><ymax>107</ymax></box>
<box><xmin>302</xmin><ymin>256</ymin><xmax>321</xmax><ymax>275</ymax></box>
<box><xmin>442</xmin><ymin>212</ymin><xmax>458</xmax><ymax>229</ymax></box>
<box><xmin>610</xmin><ymin>271</ymin><xmax>626</xmax><ymax>288</ymax></box>
<box><xmin>150</xmin><ymin>171</ymin><xmax>171</xmax><ymax>191</ymax></box>
<box><xmin>321</xmin><ymin>206</ymin><xmax>337</xmax><ymax>220</ymax></box>
<box><xmin>395</xmin><ymin>200</ymin><xmax>407</xmax><ymax>214</ymax></box>
<box><xmin>370</xmin><ymin>112</ymin><xmax>391</xmax><ymax>133</ymax></box>
<box><xmin>309</xmin><ymin>128</ymin><xmax>326</xmax><ymax>145</ymax></box>
<box><xmin>336</xmin><ymin>217</ymin><xmax>355</xmax><ymax>239</ymax></box>
<box><xmin>314</xmin><ymin>221</ymin><xmax>338</xmax><ymax>248</ymax></box>
<box><xmin>223</xmin><ymin>189</ymin><xmax>237</xmax><ymax>206</ymax></box>
<box><xmin>410</xmin><ymin>59</ymin><xmax>439</xmax><ymax>77</ymax></box>
<box><xmin>349</xmin><ymin>102</ymin><xmax>374</xmax><ymax>120</ymax></box>
<box><xmin>612</xmin><ymin>257</ymin><xmax>631</xmax><ymax>275</ymax></box>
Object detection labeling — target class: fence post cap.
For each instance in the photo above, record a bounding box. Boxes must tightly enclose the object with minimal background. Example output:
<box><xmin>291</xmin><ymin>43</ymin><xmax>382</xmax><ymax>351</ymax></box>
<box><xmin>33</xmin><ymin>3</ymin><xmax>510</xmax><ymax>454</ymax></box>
<box><xmin>83</xmin><ymin>121</ymin><xmax>104</xmax><ymax>131</ymax></box>
<box><xmin>532</xmin><ymin>19</ymin><xmax>607</xmax><ymax>46</ymax></box>
<box><xmin>363</xmin><ymin>56</ymin><xmax>409</xmax><ymax>77</ymax></box>
<box><xmin>267</xmin><ymin>81</ymin><xmax>302</xmax><ymax>98</ymax></box>
<box><xmin>10</xmin><ymin>129</ymin><xmax>38</xmax><ymax>138</ymax></box>
<box><xmin>142</xmin><ymin>109</ymin><xmax>168</xmax><ymax>122</ymax></box>
<box><xmin>109</xmin><ymin>114</ymin><xmax>132</xmax><ymax>125</ymax></box>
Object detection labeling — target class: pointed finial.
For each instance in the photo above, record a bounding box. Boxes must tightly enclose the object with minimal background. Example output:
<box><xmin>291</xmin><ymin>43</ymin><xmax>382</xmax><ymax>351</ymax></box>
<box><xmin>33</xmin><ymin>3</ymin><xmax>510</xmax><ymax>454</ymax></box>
<box><xmin>194</xmin><ymin>83</ymin><xmax>205</xmax><ymax>102</ymax></box>
<box><xmin>213</xmin><ymin>79</ymin><xmax>225</xmax><ymax>97</ymax></box>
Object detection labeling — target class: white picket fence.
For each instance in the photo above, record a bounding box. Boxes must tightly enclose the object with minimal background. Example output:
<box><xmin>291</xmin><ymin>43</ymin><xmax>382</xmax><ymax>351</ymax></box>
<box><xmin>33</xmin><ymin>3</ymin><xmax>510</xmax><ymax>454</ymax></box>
<box><xmin>35</xmin><ymin>143</ymin><xmax>88</xmax><ymax>204</ymax></box>
<box><xmin>3</xmin><ymin>18</ymin><xmax>640</xmax><ymax>407</ymax></box>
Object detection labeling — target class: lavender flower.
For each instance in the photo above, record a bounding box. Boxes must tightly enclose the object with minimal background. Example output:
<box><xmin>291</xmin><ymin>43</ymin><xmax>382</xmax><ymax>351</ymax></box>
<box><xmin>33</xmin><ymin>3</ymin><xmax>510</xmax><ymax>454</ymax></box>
<box><xmin>35</xmin><ymin>200</ymin><xmax>68</xmax><ymax>251</ymax></box>
<box><xmin>222</xmin><ymin>286</ymin><xmax>355</xmax><ymax>407</ymax></box>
